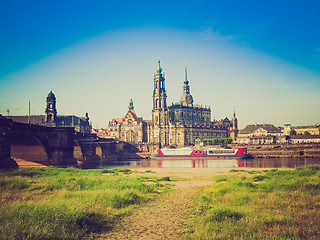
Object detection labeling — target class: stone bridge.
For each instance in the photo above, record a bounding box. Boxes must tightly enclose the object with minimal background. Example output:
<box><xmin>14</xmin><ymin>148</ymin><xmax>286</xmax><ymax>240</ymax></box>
<box><xmin>0</xmin><ymin>116</ymin><xmax>141</xmax><ymax>169</ymax></box>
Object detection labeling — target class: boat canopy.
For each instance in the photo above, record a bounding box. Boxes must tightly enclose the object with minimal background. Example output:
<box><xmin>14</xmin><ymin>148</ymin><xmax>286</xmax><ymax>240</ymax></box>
<box><xmin>160</xmin><ymin>147</ymin><xmax>193</xmax><ymax>156</ymax></box>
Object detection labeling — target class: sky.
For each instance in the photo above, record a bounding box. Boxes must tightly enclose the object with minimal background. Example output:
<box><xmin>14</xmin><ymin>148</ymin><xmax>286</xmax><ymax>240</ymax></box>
<box><xmin>0</xmin><ymin>0</ymin><xmax>320</xmax><ymax>129</ymax></box>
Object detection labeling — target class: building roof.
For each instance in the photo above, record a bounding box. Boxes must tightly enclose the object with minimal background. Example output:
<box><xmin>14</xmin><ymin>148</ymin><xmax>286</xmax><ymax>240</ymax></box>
<box><xmin>7</xmin><ymin>115</ymin><xmax>87</xmax><ymax>126</ymax></box>
<box><xmin>109</xmin><ymin>109</ymin><xmax>145</xmax><ymax>127</ymax></box>
<box><xmin>214</xmin><ymin>119</ymin><xmax>232</xmax><ymax>126</ymax></box>
<box><xmin>57</xmin><ymin>115</ymin><xmax>88</xmax><ymax>126</ymax></box>
<box><xmin>47</xmin><ymin>90</ymin><xmax>56</xmax><ymax>101</ymax></box>
<box><xmin>8</xmin><ymin>115</ymin><xmax>45</xmax><ymax>124</ymax></box>
<box><xmin>112</xmin><ymin>118</ymin><xmax>124</xmax><ymax>124</ymax></box>
<box><xmin>290</xmin><ymin>135</ymin><xmax>320</xmax><ymax>139</ymax></box>
<box><xmin>123</xmin><ymin>109</ymin><xmax>143</xmax><ymax>124</ymax></box>
<box><xmin>293</xmin><ymin>125</ymin><xmax>320</xmax><ymax>129</ymax></box>
<box><xmin>240</xmin><ymin>124</ymin><xmax>282</xmax><ymax>134</ymax></box>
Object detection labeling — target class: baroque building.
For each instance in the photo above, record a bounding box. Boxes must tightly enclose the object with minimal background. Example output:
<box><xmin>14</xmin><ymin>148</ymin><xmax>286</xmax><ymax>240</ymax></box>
<box><xmin>108</xmin><ymin>99</ymin><xmax>148</xmax><ymax>144</ymax></box>
<box><xmin>147</xmin><ymin>59</ymin><xmax>237</xmax><ymax>147</ymax></box>
<box><xmin>8</xmin><ymin>90</ymin><xmax>92</xmax><ymax>134</ymax></box>
<box><xmin>107</xmin><ymin>60</ymin><xmax>238</xmax><ymax>148</ymax></box>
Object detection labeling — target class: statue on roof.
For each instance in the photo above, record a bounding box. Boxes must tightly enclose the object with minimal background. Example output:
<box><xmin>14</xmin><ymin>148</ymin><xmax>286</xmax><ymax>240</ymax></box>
<box><xmin>128</xmin><ymin>99</ymin><xmax>134</xmax><ymax>110</ymax></box>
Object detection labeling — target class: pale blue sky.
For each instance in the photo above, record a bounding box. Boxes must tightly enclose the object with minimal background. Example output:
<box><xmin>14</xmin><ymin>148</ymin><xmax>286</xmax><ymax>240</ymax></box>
<box><xmin>1</xmin><ymin>1</ymin><xmax>320</xmax><ymax>128</ymax></box>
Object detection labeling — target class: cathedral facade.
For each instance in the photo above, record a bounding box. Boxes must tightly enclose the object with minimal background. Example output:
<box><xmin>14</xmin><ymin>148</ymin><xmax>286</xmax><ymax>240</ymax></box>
<box><xmin>148</xmin><ymin>60</ymin><xmax>238</xmax><ymax>147</ymax></box>
<box><xmin>108</xmin><ymin>60</ymin><xmax>238</xmax><ymax>148</ymax></box>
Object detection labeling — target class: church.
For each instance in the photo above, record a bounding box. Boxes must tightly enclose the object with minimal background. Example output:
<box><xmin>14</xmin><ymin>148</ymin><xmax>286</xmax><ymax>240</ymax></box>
<box><xmin>8</xmin><ymin>90</ymin><xmax>92</xmax><ymax>134</ymax></box>
<box><xmin>108</xmin><ymin>60</ymin><xmax>238</xmax><ymax>148</ymax></box>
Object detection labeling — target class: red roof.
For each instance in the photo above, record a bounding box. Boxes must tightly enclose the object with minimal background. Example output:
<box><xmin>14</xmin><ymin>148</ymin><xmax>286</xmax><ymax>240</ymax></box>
<box><xmin>109</xmin><ymin>109</ymin><xmax>146</xmax><ymax>127</ymax></box>
<box><xmin>124</xmin><ymin>109</ymin><xmax>142</xmax><ymax>124</ymax></box>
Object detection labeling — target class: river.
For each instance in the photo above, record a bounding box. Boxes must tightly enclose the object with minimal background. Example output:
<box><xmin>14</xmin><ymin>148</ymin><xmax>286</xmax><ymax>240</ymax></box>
<box><xmin>104</xmin><ymin>157</ymin><xmax>320</xmax><ymax>169</ymax></box>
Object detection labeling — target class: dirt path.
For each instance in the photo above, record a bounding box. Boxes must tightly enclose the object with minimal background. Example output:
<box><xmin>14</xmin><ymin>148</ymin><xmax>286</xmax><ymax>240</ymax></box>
<box><xmin>96</xmin><ymin>168</ymin><xmax>231</xmax><ymax>240</ymax></box>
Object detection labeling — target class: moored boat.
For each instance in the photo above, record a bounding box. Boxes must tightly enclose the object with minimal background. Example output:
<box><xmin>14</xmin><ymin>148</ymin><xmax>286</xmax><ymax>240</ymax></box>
<box><xmin>151</xmin><ymin>147</ymin><xmax>248</xmax><ymax>159</ymax></box>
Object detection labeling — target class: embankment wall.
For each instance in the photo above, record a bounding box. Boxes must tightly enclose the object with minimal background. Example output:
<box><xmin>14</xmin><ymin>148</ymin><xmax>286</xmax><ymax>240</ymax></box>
<box><xmin>240</xmin><ymin>143</ymin><xmax>320</xmax><ymax>158</ymax></box>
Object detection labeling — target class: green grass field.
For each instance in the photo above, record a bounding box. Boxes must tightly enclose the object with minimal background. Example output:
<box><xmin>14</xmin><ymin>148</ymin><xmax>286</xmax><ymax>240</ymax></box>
<box><xmin>185</xmin><ymin>166</ymin><xmax>320</xmax><ymax>239</ymax></box>
<box><xmin>0</xmin><ymin>167</ymin><xmax>170</xmax><ymax>240</ymax></box>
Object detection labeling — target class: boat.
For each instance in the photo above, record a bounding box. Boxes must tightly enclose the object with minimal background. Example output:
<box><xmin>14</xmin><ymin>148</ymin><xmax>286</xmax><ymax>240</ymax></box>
<box><xmin>150</xmin><ymin>147</ymin><xmax>248</xmax><ymax>159</ymax></box>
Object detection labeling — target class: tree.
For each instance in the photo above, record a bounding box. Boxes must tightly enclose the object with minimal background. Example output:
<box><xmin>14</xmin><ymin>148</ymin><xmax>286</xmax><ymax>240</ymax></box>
<box><xmin>223</xmin><ymin>138</ymin><xmax>233</xmax><ymax>144</ymax></box>
<box><xmin>290</xmin><ymin>129</ymin><xmax>297</xmax><ymax>135</ymax></box>
<box><xmin>213</xmin><ymin>138</ymin><xmax>219</xmax><ymax>145</ymax></box>
<box><xmin>202</xmin><ymin>139</ymin><xmax>209</xmax><ymax>145</ymax></box>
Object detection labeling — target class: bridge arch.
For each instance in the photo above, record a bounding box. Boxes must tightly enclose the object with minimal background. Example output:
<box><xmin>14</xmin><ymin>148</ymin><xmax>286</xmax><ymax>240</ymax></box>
<box><xmin>74</xmin><ymin>140</ymin><xmax>102</xmax><ymax>169</ymax></box>
<box><xmin>10</xmin><ymin>133</ymin><xmax>50</xmax><ymax>167</ymax></box>
<box><xmin>95</xmin><ymin>143</ymin><xmax>103</xmax><ymax>167</ymax></box>
<box><xmin>73</xmin><ymin>140</ymin><xmax>84</xmax><ymax>166</ymax></box>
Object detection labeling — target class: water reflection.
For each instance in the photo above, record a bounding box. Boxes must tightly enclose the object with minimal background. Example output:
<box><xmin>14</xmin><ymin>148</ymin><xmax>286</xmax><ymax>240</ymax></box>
<box><xmin>105</xmin><ymin>157</ymin><xmax>320</xmax><ymax>169</ymax></box>
<box><xmin>245</xmin><ymin>158</ymin><xmax>320</xmax><ymax>168</ymax></box>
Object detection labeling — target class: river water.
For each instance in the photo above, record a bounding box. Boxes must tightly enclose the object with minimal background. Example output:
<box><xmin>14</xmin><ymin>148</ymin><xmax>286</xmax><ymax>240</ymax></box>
<box><xmin>105</xmin><ymin>157</ymin><xmax>320</xmax><ymax>169</ymax></box>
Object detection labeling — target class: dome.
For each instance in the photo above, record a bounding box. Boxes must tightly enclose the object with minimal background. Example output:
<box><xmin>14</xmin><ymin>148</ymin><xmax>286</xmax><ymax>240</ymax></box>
<box><xmin>180</xmin><ymin>93</ymin><xmax>193</xmax><ymax>106</ymax></box>
<box><xmin>47</xmin><ymin>90</ymin><xmax>56</xmax><ymax>101</ymax></box>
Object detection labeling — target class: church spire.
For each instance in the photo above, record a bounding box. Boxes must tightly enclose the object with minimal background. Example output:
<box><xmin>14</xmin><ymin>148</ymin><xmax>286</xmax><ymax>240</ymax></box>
<box><xmin>180</xmin><ymin>66</ymin><xmax>193</xmax><ymax>106</ymax></box>
<box><xmin>185</xmin><ymin>66</ymin><xmax>188</xmax><ymax>84</ymax></box>
<box><xmin>183</xmin><ymin>67</ymin><xmax>190</xmax><ymax>94</ymax></box>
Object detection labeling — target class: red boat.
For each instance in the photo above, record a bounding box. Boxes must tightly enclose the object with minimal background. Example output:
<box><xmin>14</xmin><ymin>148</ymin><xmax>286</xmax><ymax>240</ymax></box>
<box><xmin>151</xmin><ymin>147</ymin><xmax>248</xmax><ymax>159</ymax></box>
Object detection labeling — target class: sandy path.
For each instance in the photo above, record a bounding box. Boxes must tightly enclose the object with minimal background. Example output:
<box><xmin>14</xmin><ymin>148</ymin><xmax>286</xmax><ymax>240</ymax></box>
<box><xmin>96</xmin><ymin>168</ymin><xmax>234</xmax><ymax>240</ymax></box>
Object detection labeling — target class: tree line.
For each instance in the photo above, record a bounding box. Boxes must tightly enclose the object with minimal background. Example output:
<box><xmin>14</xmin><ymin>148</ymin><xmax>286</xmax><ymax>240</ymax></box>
<box><xmin>202</xmin><ymin>138</ymin><xmax>233</xmax><ymax>145</ymax></box>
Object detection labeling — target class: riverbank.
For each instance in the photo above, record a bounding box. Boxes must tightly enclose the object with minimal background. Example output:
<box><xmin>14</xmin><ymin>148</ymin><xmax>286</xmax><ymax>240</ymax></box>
<box><xmin>137</xmin><ymin>143</ymin><xmax>320</xmax><ymax>159</ymax></box>
<box><xmin>244</xmin><ymin>143</ymin><xmax>320</xmax><ymax>158</ymax></box>
<box><xmin>1</xmin><ymin>166</ymin><xmax>319</xmax><ymax>239</ymax></box>
<box><xmin>97</xmin><ymin>166</ymin><xmax>320</xmax><ymax>239</ymax></box>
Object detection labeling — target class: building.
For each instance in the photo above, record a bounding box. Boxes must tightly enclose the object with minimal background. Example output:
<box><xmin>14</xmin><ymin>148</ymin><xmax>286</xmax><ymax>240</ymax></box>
<box><xmin>237</xmin><ymin>124</ymin><xmax>286</xmax><ymax>144</ymax></box>
<box><xmin>8</xmin><ymin>90</ymin><xmax>92</xmax><ymax>134</ymax></box>
<box><xmin>108</xmin><ymin>99</ymin><xmax>147</xmax><ymax>144</ymax></box>
<box><xmin>107</xmin><ymin>60</ymin><xmax>237</xmax><ymax>148</ymax></box>
<box><xmin>146</xmin><ymin>60</ymin><xmax>237</xmax><ymax>147</ymax></box>
<box><xmin>91</xmin><ymin>128</ymin><xmax>108</xmax><ymax>138</ymax></box>
<box><xmin>289</xmin><ymin>135</ymin><xmax>320</xmax><ymax>144</ymax></box>
<box><xmin>284</xmin><ymin>124</ymin><xmax>320</xmax><ymax>135</ymax></box>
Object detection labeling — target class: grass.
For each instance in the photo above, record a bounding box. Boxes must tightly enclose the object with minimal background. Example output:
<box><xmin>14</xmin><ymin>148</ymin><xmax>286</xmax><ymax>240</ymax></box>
<box><xmin>0</xmin><ymin>167</ymin><xmax>171</xmax><ymax>240</ymax></box>
<box><xmin>185</xmin><ymin>166</ymin><xmax>320</xmax><ymax>240</ymax></box>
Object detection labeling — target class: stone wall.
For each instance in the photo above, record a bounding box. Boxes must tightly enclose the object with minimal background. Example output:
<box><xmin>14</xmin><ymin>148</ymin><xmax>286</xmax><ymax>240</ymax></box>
<box><xmin>240</xmin><ymin>143</ymin><xmax>320</xmax><ymax>158</ymax></box>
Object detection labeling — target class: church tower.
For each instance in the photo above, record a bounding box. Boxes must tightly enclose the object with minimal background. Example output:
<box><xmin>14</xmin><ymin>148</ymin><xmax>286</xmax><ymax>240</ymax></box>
<box><xmin>180</xmin><ymin>67</ymin><xmax>194</xmax><ymax>107</ymax></box>
<box><xmin>45</xmin><ymin>89</ymin><xmax>57</xmax><ymax>125</ymax></box>
<box><xmin>230</xmin><ymin>110</ymin><xmax>238</xmax><ymax>141</ymax></box>
<box><xmin>151</xmin><ymin>59</ymin><xmax>169</xmax><ymax>147</ymax></box>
